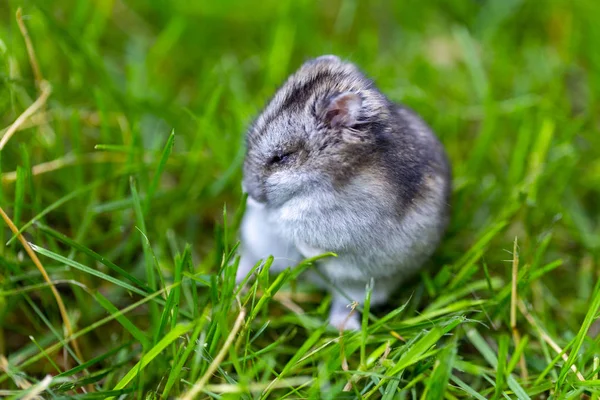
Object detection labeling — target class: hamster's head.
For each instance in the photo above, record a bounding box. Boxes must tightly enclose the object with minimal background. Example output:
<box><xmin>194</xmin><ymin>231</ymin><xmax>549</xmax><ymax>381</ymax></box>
<box><xmin>243</xmin><ymin>55</ymin><xmax>392</xmax><ymax>208</ymax></box>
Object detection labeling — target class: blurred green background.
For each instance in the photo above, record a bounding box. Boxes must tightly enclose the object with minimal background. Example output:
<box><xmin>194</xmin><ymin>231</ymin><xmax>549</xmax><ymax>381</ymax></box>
<box><xmin>1</xmin><ymin>0</ymin><xmax>600</xmax><ymax>398</ymax></box>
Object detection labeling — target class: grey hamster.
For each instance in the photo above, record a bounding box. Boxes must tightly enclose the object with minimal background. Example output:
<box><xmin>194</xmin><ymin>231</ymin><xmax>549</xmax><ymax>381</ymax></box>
<box><xmin>237</xmin><ymin>55</ymin><xmax>451</xmax><ymax>330</ymax></box>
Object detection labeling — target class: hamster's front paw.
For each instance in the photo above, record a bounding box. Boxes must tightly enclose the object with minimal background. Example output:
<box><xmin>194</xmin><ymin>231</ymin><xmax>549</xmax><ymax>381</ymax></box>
<box><xmin>329</xmin><ymin>299</ymin><xmax>361</xmax><ymax>331</ymax></box>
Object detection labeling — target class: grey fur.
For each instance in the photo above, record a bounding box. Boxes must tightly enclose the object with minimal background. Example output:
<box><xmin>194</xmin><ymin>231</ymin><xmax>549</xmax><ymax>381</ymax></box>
<box><xmin>238</xmin><ymin>55</ymin><xmax>451</xmax><ymax>330</ymax></box>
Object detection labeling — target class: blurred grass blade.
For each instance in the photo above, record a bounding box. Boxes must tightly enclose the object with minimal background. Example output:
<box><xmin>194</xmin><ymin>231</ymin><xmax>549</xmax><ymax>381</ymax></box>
<box><xmin>144</xmin><ymin>130</ymin><xmax>174</xmax><ymax>215</ymax></box>
<box><xmin>6</xmin><ymin>172</ymin><xmax>136</xmax><ymax>246</ymax></box>
<box><xmin>494</xmin><ymin>335</ymin><xmax>509</xmax><ymax>399</ymax></box>
<box><xmin>526</xmin><ymin>119</ymin><xmax>555</xmax><ymax>204</ymax></box>
<box><xmin>154</xmin><ymin>248</ymin><xmax>185</xmax><ymax>343</ymax></box>
<box><xmin>56</xmin><ymin>341</ymin><xmax>134</xmax><ymax>378</ymax></box>
<box><xmin>94</xmin><ymin>291</ymin><xmax>151</xmax><ymax>349</ymax></box>
<box><xmin>451</xmin><ymin>375</ymin><xmax>489</xmax><ymax>400</ymax></box>
<box><xmin>13</xmin><ymin>166</ymin><xmax>25</xmax><ymax>231</ymax></box>
<box><xmin>130</xmin><ymin>176</ymin><xmax>162</xmax><ymax>330</ymax></box>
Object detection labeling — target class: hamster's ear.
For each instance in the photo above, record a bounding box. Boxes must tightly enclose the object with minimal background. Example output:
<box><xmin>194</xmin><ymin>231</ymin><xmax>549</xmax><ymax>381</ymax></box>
<box><xmin>318</xmin><ymin>92</ymin><xmax>363</xmax><ymax>129</ymax></box>
<box><xmin>313</xmin><ymin>54</ymin><xmax>341</xmax><ymax>64</ymax></box>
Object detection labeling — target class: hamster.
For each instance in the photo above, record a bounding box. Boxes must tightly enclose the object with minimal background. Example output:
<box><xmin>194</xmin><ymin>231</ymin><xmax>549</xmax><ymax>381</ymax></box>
<box><xmin>237</xmin><ymin>55</ymin><xmax>451</xmax><ymax>330</ymax></box>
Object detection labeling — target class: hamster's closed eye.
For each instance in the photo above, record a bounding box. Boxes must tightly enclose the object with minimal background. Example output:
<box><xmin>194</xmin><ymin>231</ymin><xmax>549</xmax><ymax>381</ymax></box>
<box><xmin>268</xmin><ymin>151</ymin><xmax>294</xmax><ymax>166</ymax></box>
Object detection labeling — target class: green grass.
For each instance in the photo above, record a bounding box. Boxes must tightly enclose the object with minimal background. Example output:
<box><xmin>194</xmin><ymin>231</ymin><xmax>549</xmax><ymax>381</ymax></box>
<box><xmin>1</xmin><ymin>0</ymin><xmax>600</xmax><ymax>398</ymax></box>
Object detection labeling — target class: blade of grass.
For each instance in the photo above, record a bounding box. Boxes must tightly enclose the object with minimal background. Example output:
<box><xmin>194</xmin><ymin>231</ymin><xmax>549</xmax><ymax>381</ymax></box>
<box><xmin>0</xmin><ymin>81</ymin><xmax>51</xmax><ymax>150</ymax></box>
<box><xmin>445</xmin><ymin>220</ymin><xmax>507</xmax><ymax>289</ymax></box>
<box><xmin>13</xmin><ymin>167</ymin><xmax>25</xmax><ymax>233</ymax></box>
<box><xmin>422</xmin><ymin>343</ymin><xmax>457</xmax><ymax>399</ymax></box>
<box><xmin>556</xmin><ymin>280</ymin><xmax>600</xmax><ymax>388</ymax></box>
<box><xmin>180</xmin><ymin>309</ymin><xmax>246</xmax><ymax>400</ymax></box>
<box><xmin>16</xmin><ymin>7</ymin><xmax>44</xmax><ymax>89</ymax></box>
<box><xmin>510</xmin><ymin>237</ymin><xmax>528</xmax><ymax>380</ymax></box>
<box><xmin>493</xmin><ymin>335</ymin><xmax>509</xmax><ymax>399</ymax></box>
<box><xmin>507</xmin><ymin>335</ymin><xmax>529</xmax><ymax>377</ymax></box>
<box><xmin>143</xmin><ymin>130</ymin><xmax>174</xmax><ymax>215</ymax></box>
<box><xmin>106</xmin><ymin>321</ymin><xmax>194</xmax><ymax>399</ymax></box>
<box><xmin>0</xmin><ymin>206</ymin><xmax>85</xmax><ymax>366</ymax></box>
<box><xmin>451</xmin><ymin>375</ymin><xmax>488</xmax><ymax>400</ymax></box>
<box><xmin>23</xmin><ymin>295</ymin><xmax>82</xmax><ymax>372</ymax></box>
<box><xmin>162</xmin><ymin>312</ymin><xmax>208</xmax><ymax>398</ymax></box>
<box><xmin>360</xmin><ymin>278</ymin><xmax>373</xmax><ymax>368</ymax></box>
<box><xmin>365</xmin><ymin>317</ymin><xmax>464</xmax><ymax>398</ymax></box>
<box><xmin>0</xmin><ymin>284</ymin><xmax>172</xmax><ymax>385</ymax></box>
<box><xmin>466</xmin><ymin>327</ymin><xmax>530</xmax><ymax>399</ymax></box>
<box><xmin>525</xmin><ymin>119</ymin><xmax>555</xmax><ymax>205</ymax></box>
<box><xmin>130</xmin><ymin>176</ymin><xmax>161</xmax><ymax>331</ymax></box>
<box><xmin>171</xmin><ymin>245</ymin><xmax>187</xmax><ymax>330</ymax></box>
<box><xmin>380</xmin><ymin>378</ymin><xmax>400</xmax><ymax>400</ymax></box>
<box><xmin>28</xmin><ymin>243</ymin><xmax>148</xmax><ymax>297</ymax></box>
<box><xmin>56</xmin><ymin>341</ymin><xmax>134</xmax><ymax>378</ymax></box>
<box><xmin>260</xmin><ymin>326</ymin><xmax>328</xmax><ymax>399</ymax></box>
<box><xmin>36</xmin><ymin>222</ymin><xmax>152</xmax><ymax>292</ymax></box>
<box><xmin>93</xmin><ymin>291</ymin><xmax>151</xmax><ymax>349</ymax></box>
<box><xmin>6</xmin><ymin>171</ymin><xmax>137</xmax><ymax>246</ymax></box>
<box><xmin>154</xmin><ymin>272</ymin><xmax>180</xmax><ymax>344</ymax></box>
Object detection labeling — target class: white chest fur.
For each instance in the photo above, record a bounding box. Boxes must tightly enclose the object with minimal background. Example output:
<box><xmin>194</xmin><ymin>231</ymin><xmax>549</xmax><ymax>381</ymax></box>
<box><xmin>264</xmin><ymin>172</ymin><xmax>447</xmax><ymax>282</ymax></box>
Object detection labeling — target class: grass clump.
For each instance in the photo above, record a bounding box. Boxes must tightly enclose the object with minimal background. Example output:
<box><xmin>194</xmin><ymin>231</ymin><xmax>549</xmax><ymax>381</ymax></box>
<box><xmin>1</xmin><ymin>0</ymin><xmax>600</xmax><ymax>398</ymax></box>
